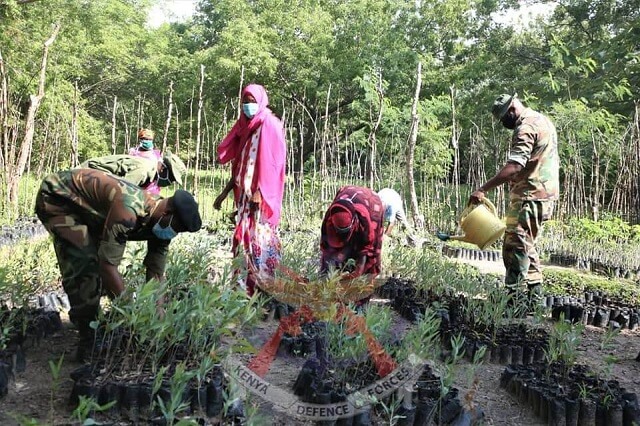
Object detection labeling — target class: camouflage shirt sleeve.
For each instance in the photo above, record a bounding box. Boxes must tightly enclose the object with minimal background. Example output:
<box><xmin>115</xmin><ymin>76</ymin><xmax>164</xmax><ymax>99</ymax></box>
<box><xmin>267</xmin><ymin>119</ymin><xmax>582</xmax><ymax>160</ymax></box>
<box><xmin>97</xmin><ymin>206</ymin><xmax>138</xmax><ymax>266</ymax></box>
<box><xmin>81</xmin><ymin>156</ymin><xmax>156</xmax><ymax>187</ymax></box>
<box><xmin>507</xmin><ymin>123</ymin><xmax>537</xmax><ymax>167</ymax></box>
<box><xmin>144</xmin><ymin>239</ymin><xmax>170</xmax><ymax>277</ymax></box>
<box><xmin>121</xmin><ymin>168</ymin><xmax>153</xmax><ymax>187</ymax></box>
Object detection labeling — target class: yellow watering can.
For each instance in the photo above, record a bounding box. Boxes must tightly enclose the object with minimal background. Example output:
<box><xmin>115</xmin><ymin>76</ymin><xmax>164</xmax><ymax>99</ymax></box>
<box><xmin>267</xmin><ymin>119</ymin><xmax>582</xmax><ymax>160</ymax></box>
<box><xmin>437</xmin><ymin>198</ymin><xmax>506</xmax><ymax>250</ymax></box>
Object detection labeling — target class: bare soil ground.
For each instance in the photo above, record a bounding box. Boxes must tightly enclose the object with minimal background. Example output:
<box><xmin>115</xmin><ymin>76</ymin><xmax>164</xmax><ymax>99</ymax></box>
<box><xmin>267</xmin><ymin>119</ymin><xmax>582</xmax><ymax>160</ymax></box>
<box><xmin>1</xmin><ymin>258</ymin><xmax>638</xmax><ymax>425</ymax></box>
<box><xmin>0</xmin><ymin>313</ymin><xmax>82</xmax><ymax>425</ymax></box>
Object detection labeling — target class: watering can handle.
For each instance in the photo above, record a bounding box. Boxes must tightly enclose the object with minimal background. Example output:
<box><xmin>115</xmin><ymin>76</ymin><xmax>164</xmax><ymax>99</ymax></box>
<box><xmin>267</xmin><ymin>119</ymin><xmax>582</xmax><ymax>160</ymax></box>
<box><xmin>461</xmin><ymin>197</ymin><xmax>498</xmax><ymax>220</ymax></box>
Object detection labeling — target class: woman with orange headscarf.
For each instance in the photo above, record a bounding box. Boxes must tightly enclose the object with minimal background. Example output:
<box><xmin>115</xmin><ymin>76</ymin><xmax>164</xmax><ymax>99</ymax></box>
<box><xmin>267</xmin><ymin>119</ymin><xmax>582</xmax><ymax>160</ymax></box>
<box><xmin>214</xmin><ymin>84</ymin><xmax>286</xmax><ymax>295</ymax></box>
<box><xmin>129</xmin><ymin>128</ymin><xmax>163</xmax><ymax>194</ymax></box>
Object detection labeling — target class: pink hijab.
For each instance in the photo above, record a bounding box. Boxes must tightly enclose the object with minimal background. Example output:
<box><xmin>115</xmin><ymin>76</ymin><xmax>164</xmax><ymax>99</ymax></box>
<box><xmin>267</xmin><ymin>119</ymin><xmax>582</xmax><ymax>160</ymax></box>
<box><xmin>217</xmin><ymin>84</ymin><xmax>286</xmax><ymax>226</ymax></box>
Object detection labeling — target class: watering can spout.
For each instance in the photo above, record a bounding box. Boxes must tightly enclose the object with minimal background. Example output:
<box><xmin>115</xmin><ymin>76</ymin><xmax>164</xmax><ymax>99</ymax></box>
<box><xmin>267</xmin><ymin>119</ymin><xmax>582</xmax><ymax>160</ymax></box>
<box><xmin>436</xmin><ymin>232</ymin><xmax>474</xmax><ymax>245</ymax></box>
<box><xmin>435</xmin><ymin>199</ymin><xmax>506</xmax><ymax>250</ymax></box>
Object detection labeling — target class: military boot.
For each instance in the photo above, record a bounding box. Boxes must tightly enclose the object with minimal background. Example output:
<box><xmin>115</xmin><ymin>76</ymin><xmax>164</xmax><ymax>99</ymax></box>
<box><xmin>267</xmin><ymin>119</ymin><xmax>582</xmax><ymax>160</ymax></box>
<box><xmin>69</xmin><ymin>305</ymin><xmax>99</xmax><ymax>363</ymax></box>
<box><xmin>527</xmin><ymin>282</ymin><xmax>543</xmax><ymax>315</ymax></box>
<box><xmin>75</xmin><ymin>321</ymin><xmax>96</xmax><ymax>363</ymax></box>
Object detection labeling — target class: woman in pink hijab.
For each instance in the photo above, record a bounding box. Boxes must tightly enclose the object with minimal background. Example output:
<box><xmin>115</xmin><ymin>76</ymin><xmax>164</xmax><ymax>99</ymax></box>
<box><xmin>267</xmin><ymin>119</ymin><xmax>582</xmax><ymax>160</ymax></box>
<box><xmin>214</xmin><ymin>84</ymin><xmax>286</xmax><ymax>295</ymax></box>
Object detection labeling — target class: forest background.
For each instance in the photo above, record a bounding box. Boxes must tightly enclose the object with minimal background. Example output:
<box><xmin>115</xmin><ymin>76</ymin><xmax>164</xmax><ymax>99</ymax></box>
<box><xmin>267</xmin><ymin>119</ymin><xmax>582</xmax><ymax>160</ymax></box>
<box><xmin>1</xmin><ymin>0</ymin><xmax>639</xmax><ymax>232</ymax></box>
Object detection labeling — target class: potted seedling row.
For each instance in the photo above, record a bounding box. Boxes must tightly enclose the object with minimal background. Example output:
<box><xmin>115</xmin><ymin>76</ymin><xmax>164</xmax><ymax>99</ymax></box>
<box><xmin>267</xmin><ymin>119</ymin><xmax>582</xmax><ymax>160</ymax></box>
<box><xmin>500</xmin><ymin>362</ymin><xmax>640</xmax><ymax>426</ymax></box>
<box><xmin>544</xmin><ymin>287</ymin><xmax>640</xmax><ymax>329</ymax></box>
<box><xmin>68</xmin><ymin>270</ymin><xmax>260</xmax><ymax>423</ymax></box>
<box><xmin>378</xmin><ymin>278</ymin><xmax>550</xmax><ymax>366</ymax></box>
<box><xmin>0</xmin><ymin>306</ymin><xmax>63</xmax><ymax>399</ymax></box>
<box><xmin>440</xmin><ymin>244</ymin><xmax>502</xmax><ymax>262</ymax></box>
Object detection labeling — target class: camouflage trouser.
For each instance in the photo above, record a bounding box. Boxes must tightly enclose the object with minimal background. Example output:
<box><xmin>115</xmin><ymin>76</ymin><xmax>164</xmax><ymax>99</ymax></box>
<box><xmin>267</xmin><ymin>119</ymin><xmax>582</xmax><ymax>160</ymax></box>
<box><xmin>503</xmin><ymin>200</ymin><xmax>554</xmax><ymax>291</ymax></box>
<box><xmin>35</xmin><ymin>192</ymin><xmax>101</xmax><ymax>334</ymax></box>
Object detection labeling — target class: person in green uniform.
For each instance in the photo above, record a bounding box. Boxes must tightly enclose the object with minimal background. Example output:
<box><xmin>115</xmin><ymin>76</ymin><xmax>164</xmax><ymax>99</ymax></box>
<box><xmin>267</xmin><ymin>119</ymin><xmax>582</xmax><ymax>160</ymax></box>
<box><xmin>35</xmin><ymin>168</ymin><xmax>201</xmax><ymax>361</ymax></box>
<box><xmin>79</xmin><ymin>151</ymin><xmax>186</xmax><ymax>194</ymax></box>
<box><xmin>469</xmin><ymin>94</ymin><xmax>559</xmax><ymax>308</ymax></box>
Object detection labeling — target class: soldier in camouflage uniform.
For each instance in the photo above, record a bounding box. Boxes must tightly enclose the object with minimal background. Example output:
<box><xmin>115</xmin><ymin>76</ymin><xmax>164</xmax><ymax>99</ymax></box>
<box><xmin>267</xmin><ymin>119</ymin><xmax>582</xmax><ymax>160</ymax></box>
<box><xmin>469</xmin><ymin>94</ymin><xmax>559</xmax><ymax>304</ymax></box>
<box><xmin>35</xmin><ymin>169</ymin><xmax>201</xmax><ymax>360</ymax></box>
<box><xmin>79</xmin><ymin>151</ymin><xmax>186</xmax><ymax>193</ymax></box>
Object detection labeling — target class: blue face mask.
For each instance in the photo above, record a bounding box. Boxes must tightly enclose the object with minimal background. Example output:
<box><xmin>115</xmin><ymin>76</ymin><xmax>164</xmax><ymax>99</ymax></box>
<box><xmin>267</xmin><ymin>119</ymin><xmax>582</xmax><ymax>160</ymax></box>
<box><xmin>152</xmin><ymin>215</ymin><xmax>177</xmax><ymax>240</ymax></box>
<box><xmin>140</xmin><ymin>139</ymin><xmax>154</xmax><ymax>150</ymax></box>
<box><xmin>242</xmin><ymin>103</ymin><xmax>259</xmax><ymax>119</ymax></box>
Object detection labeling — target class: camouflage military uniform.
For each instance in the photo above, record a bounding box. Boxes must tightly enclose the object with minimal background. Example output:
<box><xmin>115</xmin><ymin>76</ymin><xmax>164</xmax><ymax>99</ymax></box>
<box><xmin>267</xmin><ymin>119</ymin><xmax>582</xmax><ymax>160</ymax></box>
<box><xmin>80</xmin><ymin>154</ymin><xmax>159</xmax><ymax>188</ymax></box>
<box><xmin>34</xmin><ymin>169</ymin><xmax>169</xmax><ymax>334</ymax></box>
<box><xmin>503</xmin><ymin>108</ymin><xmax>559</xmax><ymax>292</ymax></box>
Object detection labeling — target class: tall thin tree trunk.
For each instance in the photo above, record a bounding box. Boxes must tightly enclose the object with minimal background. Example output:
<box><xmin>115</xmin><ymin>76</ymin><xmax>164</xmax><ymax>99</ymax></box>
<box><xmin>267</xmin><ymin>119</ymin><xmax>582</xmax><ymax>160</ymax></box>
<box><xmin>450</xmin><ymin>85</ymin><xmax>460</xmax><ymax>215</ymax></box>
<box><xmin>0</xmin><ymin>49</ymin><xmax>8</xmax><ymax>174</ymax></box>
<box><xmin>137</xmin><ymin>95</ymin><xmax>144</xmax><ymax>130</ymax></box>
<box><xmin>237</xmin><ymin>65</ymin><xmax>244</xmax><ymax>117</ymax></box>
<box><xmin>50</xmin><ymin>130</ymin><xmax>60</xmax><ymax>172</ymax></box>
<box><xmin>174</xmin><ymin>105</ymin><xmax>180</xmax><ymax>153</ymax></box>
<box><xmin>634</xmin><ymin>102</ymin><xmax>640</xmax><ymax>222</ymax></box>
<box><xmin>321</xmin><ymin>84</ymin><xmax>330</xmax><ymax>201</ymax></box>
<box><xmin>8</xmin><ymin>24</ymin><xmax>60</xmax><ymax>206</ymax></box>
<box><xmin>590</xmin><ymin>132</ymin><xmax>600</xmax><ymax>221</ymax></box>
<box><xmin>0</xmin><ymin>48</ymin><xmax>14</xmax><ymax>210</ymax></box>
<box><xmin>298</xmin><ymin>111</ymin><xmax>305</xmax><ymax>201</ymax></box>
<box><xmin>368</xmin><ymin>69</ymin><xmax>384</xmax><ymax>188</ymax></box>
<box><xmin>36</xmin><ymin>112</ymin><xmax>52</xmax><ymax>176</ymax></box>
<box><xmin>111</xmin><ymin>95</ymin><xmax>118</xmax><ymax>154</ymax></box>
<box><xmin>162</xmin><ymin>81</ymin><xmax>173</xmax><ymax>152</ymax></box>
<box><xmin>70</xmin><ymin>81</ymin><xmax>79</xmax><ymax>167</ymax></box>
<box><xmin>193</xmin><ymin>65</ymin><xmax>205</xmax><ymax>196</ymax></box>
<box><xmin>406</xmin><ymin>62</ymin><xmax>423</xmax><ymax>229</ymax></box>
<box><xmin>186</xmin><ymin>87</ymin><xmax>195</xmax><ymax>172</ymax></box>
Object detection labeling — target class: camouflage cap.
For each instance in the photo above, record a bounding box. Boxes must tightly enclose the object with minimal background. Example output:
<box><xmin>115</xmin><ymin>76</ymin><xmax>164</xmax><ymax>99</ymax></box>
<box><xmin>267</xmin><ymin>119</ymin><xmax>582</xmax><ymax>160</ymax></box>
<box><xmin>163</xmin><ymin>152</ymin><xmax>186</xmax><ymax>186</ymax></box>
<box><xmin>172</xmin><ymin>189</ymin><xmax>202</xmax><ymax>232</ymax></box>
<box><xmin>491</xmin><ymin>93</ymin><xmax>516</xmax><ymax>120</ymax></box>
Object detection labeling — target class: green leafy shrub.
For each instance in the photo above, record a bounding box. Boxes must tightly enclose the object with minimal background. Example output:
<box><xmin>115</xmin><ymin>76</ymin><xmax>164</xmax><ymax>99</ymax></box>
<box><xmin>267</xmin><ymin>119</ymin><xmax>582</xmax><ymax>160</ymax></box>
<box><xmin>543</xmin><ymin>269</ymin><xmax>640</xmax><ymax>305</ymax></box>
<box><xmin>0</xmin><ymin>237</ymin><xmax>60</xmax><ymax>305</ymax></box>
<box><xmin>540</xmin><ymin>217</ymin><xmax>640</xmax><ymax>271</ymax></box>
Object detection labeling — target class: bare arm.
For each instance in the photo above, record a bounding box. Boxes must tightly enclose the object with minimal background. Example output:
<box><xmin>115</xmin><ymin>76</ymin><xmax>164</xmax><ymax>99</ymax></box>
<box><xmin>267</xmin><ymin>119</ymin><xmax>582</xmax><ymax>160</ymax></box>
<box><xmin>99</xmin><ymin>260</ymin><xmax>125</xmax><ymax>297</ymax></box>
<box><xmin>213</xmin><ymin>178</ymin><xmax>234</xmax><ymax>210</ymax></box>
<box><xmin>385</xmin><ymin>222</ymin><xmax>395</xmax><ymax>236</ymax></box>
<box><xmin>250</xmin><ymin>188</ymin><xmax>262</xmax><ymax>211</ymax></box>
<box><xmin>354</xmin><ymin>255</ymin><xmax>367</xmax><ymax>277</ymax></box>
<box><xmin>469</xmin><ymin>162</ymin><xmax>523</xmax><ymax>204</ymax></box>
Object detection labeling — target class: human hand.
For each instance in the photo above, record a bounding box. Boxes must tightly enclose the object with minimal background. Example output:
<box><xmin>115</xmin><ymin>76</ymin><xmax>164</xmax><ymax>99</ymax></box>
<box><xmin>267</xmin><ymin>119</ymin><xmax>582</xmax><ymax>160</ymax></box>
<box><xmin>407</xmin><ymin>234</ymin><xmax>419</xmax><ymax>247</ymax></box>
<box><xmin>249</xmin><ymin>190</ymin><xmax>262</xmax><ymax>211</ymax></box>
<box><xmin>341</xmin><ymin>263</ymin><xmax>365</xmax><ymax>282</ymax></box>
<box><xmin>468</xmin><ymin>189</ymin><xmax>485</xmax><ymax>205</ymax></box>
<box><xmin>213</xmin><ymin>193</ymin><xmax>226</xmax><ymax>210</ymax></box>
